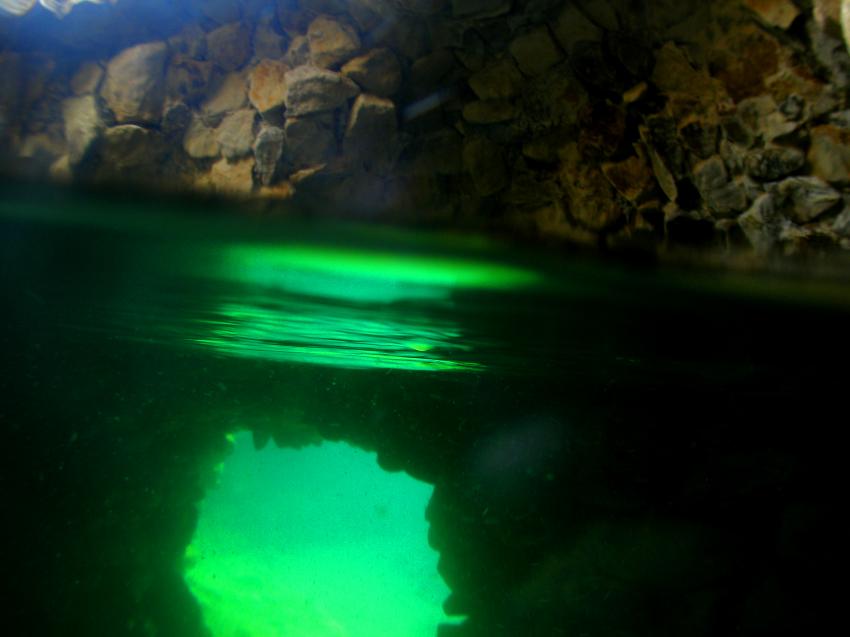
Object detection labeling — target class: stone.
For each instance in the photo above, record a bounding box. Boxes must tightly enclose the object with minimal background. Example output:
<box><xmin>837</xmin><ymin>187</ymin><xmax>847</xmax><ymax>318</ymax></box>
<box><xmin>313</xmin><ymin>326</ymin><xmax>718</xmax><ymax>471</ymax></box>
<box><xmin>452</xmin><ymin>0</ymin><xmax>511</xmax><ymax>18</ymax></box>
<box><xmin>462</xmin><ymin>100</ymin><xmax>517</xmax><ymax>124</ymax></box>
<box><xmin>70</xmin><ymin>62</ymin><xmax>103</xmax><ymax>96</ymax></box>
<box><xmin>101</xmin><ymin>41</ymin><xmax>167</xmax><ymax>124</ymax></box>
<box><xmin>202</xmin><ymin>72</ymin><xmax>248</xmax><ymax>119</ymax></box>
<box><xmin>161</xmin><ymin>102</ymin><xmax>191</xmax><ymax>140</ymax></box>
<box><xmin>560</xmin><ymin>145</ymin><xmax>625</xmax><ymax>231</ymax></box>
<box><xmin>746</xmin><ymin>146</ymin><xmax>805</xmax><ymax>180</ymax></box>
<box><xmin>744</xmin><ymin>0</ymin><xmax>800</xmax><ymax>29</ymax></box>
<box><xmin>254</xmin><ymin>19</ymin><xmax>286</xmax><ymax>60</ymax></box>
<box><xmin>285</xmin><ymin>35</ymin><xmax>311</xmax><ymax>67</ymax></box>
<box><xmin>738</xmin><ymin>193</ymin><xmax>784</xmax><ymax>254</ymax></box>
<box><xmin>168</xmin><ymin>24</ymin><xmax>207</xmax><ymax>59</ymax></box>
<box><xmin>62</xmin><ymin>95</ymin><xmax>104</xmax><ymax>165</ymax></box>
<box><xmin>808</xmin><ymin>124</ymin><xmax>850</xmax><ymax>183</ymax></box>
<box><xmin>341</xmin><ymin>48</ymin><xmax>402</xmax><ymax>97</ymax></box>
<box><xmin>463</xmin><ymin>136</ymin><xmax>507</xmax><ymax>196</ymax></box>
<box><xmin>550</xmin><ymin>2</ymin><xmax>602</xmax><ymax>54</ymax></box>
<box><xmin>468</xmin><ymin>57</ymin><xmax>524</xmax><ymax>100</ymax></box>
<box><xmin>833</xmin><ymin>204</ymin><xmax>850</xmax><ymax>236</ymax></box>
<box><xmin>737</xmin><ymin>95</ymin><xmax>798</xmax><ymax>143</ymax></box>
<box><xmin>509</xmin><ymin>26</ymin><xmax>563</xmax><ymax>77</ymax></box>
<box><xmin>207</xmin><ymin>22</ymin><xmax>252</xmax><ymax>72</ymax></box>
<box><xmin>398</xmin><ymin>0</ymin><xmax>446</xmax><ymax>13</ymax></box>
<box><xmin>694</xmin><ymin>155</ymin><xmax>729</xmax><ymax>195</ymax></box>
<box><xmin>253</xmin><ymin>125</ymin><xmax>284</xmax><ymax>186</ymax></box>
<box><xmin>344</xmin><ymin>94</ymin><xmax>397</xmax><ymax>169</ymax></box>
<box><xmin>249</xmin><ymin>59</ymin><xmax>288</xmax><ymax>116</ymax></box>
<box><xmin>205</xmin><ymin>157</ymin><xmax>255</xmax><ymax>195</ymax></box>
<box><xmin>601</xmin><ymin>154</ymin><xmax>654</xmax><ymax>202</ymax></box>
<box><xmin>283</xmin><ymin>65</ymin><xmax>359</xmax><ymax>116</ymax></box>
<box><xmin>49</xmin><ymin>155</ymin><xmax>72</xmax><ymax>183</ymax></box>
<box><xmin>183</xmin><ymin>115</ymin><xmax>220</xmax><ymax>159</ymax></box>
<box><xmin>284</xmin><ymin>115</ymin><xmax>337</xmax><ymax>168</ymax></box>
<box><xmin>216</xmin><ymin>109</ymin><xmax>256</xmax><ymax>160</ymax></box>
<box><xmin>98</xmin><ymin>125</ymin><xmax>165</xmax><ymax>174</ymax></box>
<box><xmin>455</xmin><ymin>29</ymin><xmax>487</xmax><ymax>71</ymax></box>
<box><xmin>409</xmin><ymin>49</ymin><xmax>457</xmax><ymax>99</ymax></box>
<box><xmin>19</xmin><ymin>132</ymin><xmax>65</xmax><ymax>173</ymax></box>
<box><xmin>166</xmin><ymin>56</ymin><xmax>216</xmax><ymax>105</ymax></box>
<box><xmin>771</xmin><ymin>176</ymin><xmax>842</xmax><ymax>223</ymax></box>
<box><xmin>307</xmin><ymin>16</ymin><xmax>361</xmax><ymax>69</ymax></box>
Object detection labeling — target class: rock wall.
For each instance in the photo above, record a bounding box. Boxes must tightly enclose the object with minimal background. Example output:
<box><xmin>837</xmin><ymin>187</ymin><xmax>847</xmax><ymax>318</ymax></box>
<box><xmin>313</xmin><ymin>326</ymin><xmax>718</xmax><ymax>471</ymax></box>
<box><xmin>4</xmin><ymin>0</ymin><xmax>850</xmax><ymax>257</ymax></box>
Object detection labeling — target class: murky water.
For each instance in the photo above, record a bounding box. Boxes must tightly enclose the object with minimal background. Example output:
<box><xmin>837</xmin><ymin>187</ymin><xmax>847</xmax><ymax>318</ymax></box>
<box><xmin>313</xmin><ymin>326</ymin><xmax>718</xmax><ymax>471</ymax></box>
<box><xmin>3</xmin><ymin>182</ymin><xmax>849</xmax><ymax>637</ymax></box>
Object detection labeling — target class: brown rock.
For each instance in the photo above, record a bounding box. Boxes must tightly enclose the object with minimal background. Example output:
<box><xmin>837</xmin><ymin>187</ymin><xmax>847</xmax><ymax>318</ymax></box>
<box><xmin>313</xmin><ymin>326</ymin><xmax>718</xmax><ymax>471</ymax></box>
<box><xmin>254</xmin><ymin>19</ymin><xmax>286</xmax><ymax>60</ymax></box>
<box><xmin>253</xmin><ymin>125</ymin><xmax>284</xmax><ymax>186</ymax></box>
<box><xmin>468</xmin><ymin>57</ymin><xmax>523</xmax><ymax>100</ymax></box>
<box><xmin>166</xmin><ymin>56</ymin><xmax>216</xmax><ymax>105</ymax></box>
<box><xmin>601</xmin><ymin>154</ymin><xmax>654</xmax><ymax>202</ymax></box>
<box><xmin>202</xmin><ymin>72</ymin><xmax>248</xmax><ymax>118</ymax></box>
<box><xmin>550</xmin><ymin>2</ymin><xmax>602</xmax><ymax>53</ymax></box>
<box><xmin>168</xmin><ymin>24</ymin><xmax>207</xmax><ymax>60</ymax></box>
<box><xmin>344</xmin><ymin>94</ymin><xmax>397</xmax><ymax>169</ymax></box>
<box><xmin>101</xmin><ymin>41</ymin><xmax>167</xmax><ymax>124</ymax></box>
<box><xmin>284</xmin><ymin>115</ymin><xmax>337</xmax><ymax>168</ymax></box>
<box><xmin>744</xmin><ymin>0</ymin><xmax>800</xmax><ymax>29</ymax></box>
<box><xmin>206</xmin><ymin>157</ymin><xmax>256</xmax><ymax>195</ymax></box>
<box><xmin>216</xmin><ymin>109</ymin><xmax>256</xmax><ymax>160</ymax></box>
<box><xmin>462</xmin><ymin>100</ymin><xmax>517</xmax><ymax>124</ymax></box>
<box><xmin>285</xmin><ymin>35</ymin><xmax>311</xmax><ymax>67</ymax></box>
<box><xmin>463</xmin><ymin>136</ymin><xmax>507</xmax><ymax>196</ymax></box>
<box><xmin>808</xmin><ymin>124</ymin><xmax>850</xmax><ymax>183</ymax></box>
<box><xmin>249</xmin><ymin>60</ymin><xmax>288</xmax><ymax>116</ymax></box>
<box><xmin>771</xmin><ymin>176</ymin><xmax>842</xmax><ymax>223</ymax></box>
<box><xmin>183</xmin><ymin>115</ymin><xmax>220</xmax><ymax>159</ymax></box>
<box><xmin>509</xmin><ymin>26</ymin><xmax>563</xmax><ymax>77</ymax></box>
<box><xmin>98</xmin><ymin>125</ymin><xmax>166</xmax><ymax>176</ymax></box>
<box><xmin>206</xmin><ymin>23</ymin><xmax>252</xmax><ymax>72</ymax></box>
<box><xmin>284</xmin><ymin>65</ymin><xmax>359</xmax><ymax>116</ymax></box>
<box><xmin>62</xmin><ymin>95</ymin><xmax>104</xmax><ymax>165</ymax></box>
<box><xmin>307</xmin><ymin>16</ymin><xmax>361</xmax><ymax>68</ymax></box>
<box><xmin>70</xmin><ymin>62</ymin><xmax>103</xmax><ymax>96</ymax></box>
<box><xmin>341</xmin><ymin>48</ymin><xmax>402</xmax><ymax>97</ymax></box>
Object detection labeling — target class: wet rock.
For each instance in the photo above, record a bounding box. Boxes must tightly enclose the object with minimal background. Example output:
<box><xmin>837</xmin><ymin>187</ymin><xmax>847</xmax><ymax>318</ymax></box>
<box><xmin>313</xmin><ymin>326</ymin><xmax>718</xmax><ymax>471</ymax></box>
<box><xmin>744</xmin><ymin>0</ymin><xmax>800</xmax><ymax>29</ymax></box>
<box><xmin>399</xmin><ymin>0</ymin><xmax>447</xmax><ymax>13</ymax></box>
<box><xmin>168</xmin><ymin>24</ymin><xmax>207</xmax><ymax>60</ymax></box>
<box><xmin>19</xmin><ymin>132</ymin><xmax>65</xmax><ymax>174</ymax></box>
<box><xmin>679</xmin><ymin>118</ymin><xmax>719</xmax><ymax>159</ymax></box>
<box><xmin>249</xmin><ymin>59</ymin><xmax>288</xmax><ymax>117</ymax></box>
<box><xmin>202</xmin><ymin>72</ymin><xmax>248</xmax><ymax>119</ymax></box>
<box><xmin>601</xmin><ymin>153</ymin><xmax>654</xmax><ymax>202</ymax></box>
<box><xmin>561</xmin><ymin>159</ymin><xmax>624</xmax><ymax>231</ymax></box>
<box><xmin>807</xmin><ymin>2</ymin><xmax>850</xmax><ymax>88</ymax></box>
<box><xmin>463</xmin><ymin>136</ymin><xmax>507</xmax><ymax>196</ymax></box>
<box><xmin>98</xmin><ymin>125</ymin><xmax>166</xmax><ymax>176</ymax></box>
<box><xmin>345</xmin><ymin>94</ymin><xmax>397</xmax><ymax>169</ymax></box>
<box><xmin>341</xmin><ymin>48</ymin><xmax>402</xmax><ymax>97</ymax></box>
<box><xmin>183</xmin><ymin>115</ymin><xmax>220</xmax><ymax>159</ymax></box>
<box><xmin>409</xmin><ymin>49</ymin><xmax>457</xmax><ymax>99</ymax></box>
<box><xmin>738</xmin><ymin>192</ymin><xmax>784</xmax><ymax>253</ymax></box>
<box><xmin>779</xmin><ymin>94</ymin><xmax>805</xmax><ymax>120</ymax></box>
<box><xmin>808</xmin><ymin>124</ymin><xmax>850</xmax><ymax>183</ymax></box>
<box><xmin>161</xmin><ymin>102</ymin><xmax>191</xmax><ymax>140</ymax></box>
<box><xmin>307</xmin><ymin>16</ymin><xmax>361</xmax><ymax>69</ymax></box>
<box><xmin>770</xmin><ymin>176</ymin><xmax>842</xmax><ymax>223</ymax></box>
<box><xmin>550</xmin><ymin>2</ymin><xmax>602</xmax><ymax>54</ymax></box>
<box><xmin>62</xmin><ymin>95</ymin><xmax>104</xmax><ymax>165</ymax></box>
<box><xmin>207</xmin><ymin>22</ymin><xmax>252</xmax><ymax>72</ymax></box>
<box><xmin>455</xmin><ymin>29</ymin><xmax>488</xmax><ymax>71</ymax></box>
<box><xmin>746</xmin><ymin>146</ymin><xmax>805</xmax><ymax>180</ymax></box>
<box><xmin>283</xmin><ymin>65</ymin><xmax>359</xmax><ymax>116</ymax></box>
<box><xmin>509</xmin><ymin>26</ymin><xmax>563</xmax><ymax>77</ymax></box>
<box><xmin>70</xmin><ymin>62</ymin><xmax>103</xmax><ymax>96</ymax></box>
<box><xmin>462</xmin><ymin>100</ymin><xmax>517</xmax><ymax>124</ymax></box>
<box><xmin>254</xmin><ymin>17</ymin><xmax>286</xmax><ymax>60</ymax></box>
<box><xmin>285</xmin><ymin>35</ymin><xmax>311</xmax><ymax>67</ymax></box>
<box><xmin>216</xmin><ymin>109</ymin><xmax>256</xmax><ymax>160</ymax></box>
<box><xmin>284</xmin><ymin>115</ymin><xmax>337</xmax><ymax>168</ymax></box>
<box><xmin>452</xmin><ymin>0</ymin><xmax>510</xmax><ymax>18</ymax></box>
<box><xmin>714</xmin><ymin>25</ymin><xmax>782</xmax><ymax>101</ymax></box>
<box><xmin>468</xmin><ymin>57</ymin><xmax>524</xmax><ymax>100</ymax></box>
<box><xmin>737</xmin><ymin>95</ymin><xmax>798</xmax><ymax>143</ymax></box>
<box><xmin>253</xmin><ymin>125</ymin><xmax>284</xmax><ymax>185</ymax></box>
<box><xmin>166</xmin><ymin>57</ymin><xmax>216</xmax><ymax>105</ymax></box>
<box><xmin>101</xmin><ymin>41</ymin><xmax>167</xmax><ymax>124</ymax></box>
<box><xmin>203</xmin><ymin>157</ymin><xmax>255</xmax><ymax>195</ymax></box>
<box><xmin>833</xmin><ymin>204</ymin><xmax>850</xmax><ymax>236</ymax></box>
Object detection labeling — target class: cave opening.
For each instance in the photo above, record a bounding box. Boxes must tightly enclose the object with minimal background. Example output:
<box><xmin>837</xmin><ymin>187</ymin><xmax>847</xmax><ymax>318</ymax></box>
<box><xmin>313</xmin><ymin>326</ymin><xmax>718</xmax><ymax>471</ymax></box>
<box><xmin>183</xmin><ymin>430</ymin><xmax>458</xmax><ymax>637</ymax></box>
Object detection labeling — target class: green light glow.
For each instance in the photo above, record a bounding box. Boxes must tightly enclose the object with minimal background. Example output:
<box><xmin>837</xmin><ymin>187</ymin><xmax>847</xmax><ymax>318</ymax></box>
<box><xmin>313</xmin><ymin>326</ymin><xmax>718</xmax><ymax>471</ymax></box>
<box><xmin>184</xmin><ymin>433</ymin><xmax>457</xmax><ymax>637</ymax></box>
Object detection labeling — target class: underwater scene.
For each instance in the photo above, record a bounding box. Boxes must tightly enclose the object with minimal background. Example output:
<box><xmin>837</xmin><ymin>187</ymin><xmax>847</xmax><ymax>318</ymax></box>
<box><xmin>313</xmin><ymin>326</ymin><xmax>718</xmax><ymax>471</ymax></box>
<box><xmin>3</xmin><ymin>1</ymin><xmax>850</xmax><ymax>637</ymax></box>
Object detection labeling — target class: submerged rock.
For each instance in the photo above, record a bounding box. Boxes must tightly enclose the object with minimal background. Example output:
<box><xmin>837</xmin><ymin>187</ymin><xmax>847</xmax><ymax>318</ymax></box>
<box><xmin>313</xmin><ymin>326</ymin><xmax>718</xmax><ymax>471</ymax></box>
<box><xmin>216</xmin><ymin>109</ymin><xmax>256</xmax><ymax>160</ymax></box>
<box><xmin>62</xmin><ymin>94</ymin><xmax>104</xmax><ymax>165</ymax></box>
<box><xmin>341</xmin><ymin>49</ymin><xmax>402</xmax><ymax>97</ymax></box>
<box><xmin>101</xmin><ymin>42</ymin><xmax>167</xmax><ymax>124</ymax></box>
<box><xmin>283</xmin><ymin>65</ymin><xmax>359</xmax><ymax>116</ymax></box>
<box><xmin>249</xmin><ymin>59</ymin><xmax>289</xmax><ymax>117</ymax></box>
<box><xmin>253</xmin><ymin>125</ymin><xmax>284</xmax><ymax>186</ymax></box>
<box><xmin>307</xmin><ymin>15</ymin><xmax>361</xmax><ymax>68</ymax></box>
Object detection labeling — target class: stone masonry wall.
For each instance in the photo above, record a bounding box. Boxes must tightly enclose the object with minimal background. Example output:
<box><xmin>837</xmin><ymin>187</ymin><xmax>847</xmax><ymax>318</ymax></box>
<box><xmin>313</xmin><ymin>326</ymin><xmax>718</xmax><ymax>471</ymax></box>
<box><xmin>3</xmin><ymin>0</ymin><xmax>850</xmax><ymax>258</ymax></box>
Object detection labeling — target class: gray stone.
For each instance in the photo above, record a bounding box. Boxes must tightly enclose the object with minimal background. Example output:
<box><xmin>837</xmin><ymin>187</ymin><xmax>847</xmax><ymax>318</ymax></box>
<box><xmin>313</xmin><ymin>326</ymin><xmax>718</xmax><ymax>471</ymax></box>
<box><xmin>283</xmin><ymin>65</ymin><xmax>359</xmax><ymax>116</ymax></box>
<box><xmin>341</xmin><ymin>48</ymin><xmax>402</xmax><ymax>97</ymax></box>
<box><xmin>207</xmin><ymin>22</ymin><xmax>252</xmax><ymax>72</ymax></box>
<box><xmin>307</xmin><ymin>16</ymin><xmax>361</xmax><ymax>69</ymax></box>
<box><xmin>70</xmin><ymin>62</ymin><xmax>103</xmax><ymax>96</ymax></box>
<box><xmin>249</xmin><ymin>59</ymin><xmax>288</xmax><ymax>116</ymax></box>
<box><xmin>284</xmin><ymin>115</ymin><xmax>336</xmax><ymax>168</ymax></box>
<box><xmin>344</xmin><ymin>94</ymin><xmax>397</xmax><ymax>169</ymax></box>
<box><xmin>509</xmin><ymin>26</ymin><xmax>563</xmax><ymax>77</ymax></box>
<box><xmin>468</xmin><ymin>57</ymin><xmax>524</xmax><ymax>100</ymax></box>
<box><xmin>285</xmin><ymin>35</ymin><xmax>311</xmax><ymax>68</ymax></box>
<box><xmin>693</xmin><ymin>155</ymin><xmax>728</xmax><ymax>194</ymax></box>
<box><xmin>738</xmin><ymin>193</ymin><xmax>784</xmax><ymax>254</ymax></box>
<box><xmin>166</xmin><ymin>57</ymin><xmax>216</xmax><ymax>105</ymax></box>
<box><xmin>101</xmin><ymin>41</ymin><xmax>167</xmax><ymax>124</ymax></box>
<box><xmin>833</xmin><ymin>205</ymin><xmax>850</xmax><ymax>236</ymax></box>
<box><xmin>183</xmin><ymin>115</ymin><xmax>220</xmax><ymax>159</ymax></box>
<box><xmin>98</xmin><ymin>125</ymin><xmax>165</xmax><ymax>174</ymax></box>
<box><xmin>216</xmin><ymin>109</ymin><xmax>256</xmax><ymax>160</ymax></box>
<box><xmin>771</xmin><ymin>176</ymin><xmax>842</xmax><ymax>223</ymax></box>
<box><xmin>254</xmin><ymin>19</ymin><xmax>286</xmax><ymax>60</ymax></box>
<box><xmin>202</xmin><ymin>72</ymin><xmax>248</xmax><ymax>119</ymax></box>
<box><xmin>708</xmin><ymin>179</ymin><xmax>751</xmax><ymax>218</ymax></box>
<box><xmin>745</xmin><ymin>146</ymin><xmax>805</xmax><ymax>181</ymax></box>
<box><xmin>744</xmin><ymin>0</ymin><xmax>800</xmax><ymax>29</ymax></box>
<box><xmin>253</xmin><ymin>125</ymin><xmax>284</xmax><ymax>186</ymax></box>
<box><xmin>161</xmin><ymin>102</ymin><xmax>191</xmax><ymax>140</ymax></box>
<box><xmin>62</xmin><ymin>95</ymin><xmax>104</xmax><ymax>165</ymax></box>
<box><xmin>462</xmin><ymin>100</ymin><xmax>517</xmax><ymax>124</ymax></box>
<box><xmin>808</xmin><ymin>124</ymin><xmax>850</xmax><ymax>184</ymax></box>
<box><xmin>463</xmin><ymin>136</ymin><xmax>507</xmax><ymax>196</ymax></box>
<box><xmin>168</xmin><ymin>24</ymin><xmax>207</xmax><ymax>59</ymax></box>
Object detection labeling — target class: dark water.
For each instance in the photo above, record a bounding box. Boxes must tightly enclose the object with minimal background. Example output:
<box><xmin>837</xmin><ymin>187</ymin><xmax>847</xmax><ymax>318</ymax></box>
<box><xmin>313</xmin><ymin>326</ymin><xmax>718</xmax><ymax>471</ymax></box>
<box><xmin>2</xmin><ymin>181</ymin><xmax>849</xmax><ymax>637</ymax></box>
